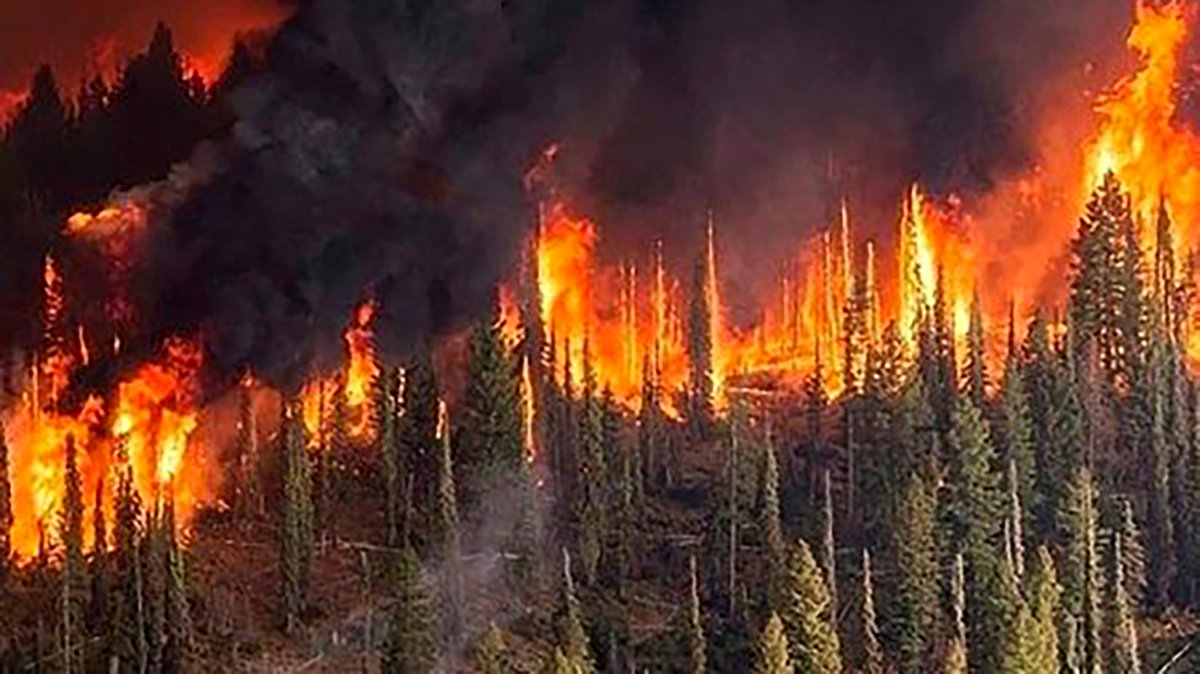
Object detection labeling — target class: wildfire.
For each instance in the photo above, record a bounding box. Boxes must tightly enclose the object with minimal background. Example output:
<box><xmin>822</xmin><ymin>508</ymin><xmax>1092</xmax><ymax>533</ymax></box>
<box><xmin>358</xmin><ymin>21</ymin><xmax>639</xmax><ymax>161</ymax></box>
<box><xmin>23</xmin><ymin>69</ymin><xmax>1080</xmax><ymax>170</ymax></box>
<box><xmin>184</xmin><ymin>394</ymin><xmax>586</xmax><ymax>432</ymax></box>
<box><xmin>532</xmin><ymin>200</ymin><xmax>690</xmax><ymax>414</ymax></box>
<box><xmin>7</xmin><ymin>337</ymin><xmax>205</xmax><ymax>558</ymax></box>
<box><xmin>1085</xmin><ymin>0</ymin><xmax>1200</xmax><ymax>257</ymax></box>
<box><xmin>343</xmin><ymin>301</ymin><xmax>380</xmax><ymax>439</ymax></box>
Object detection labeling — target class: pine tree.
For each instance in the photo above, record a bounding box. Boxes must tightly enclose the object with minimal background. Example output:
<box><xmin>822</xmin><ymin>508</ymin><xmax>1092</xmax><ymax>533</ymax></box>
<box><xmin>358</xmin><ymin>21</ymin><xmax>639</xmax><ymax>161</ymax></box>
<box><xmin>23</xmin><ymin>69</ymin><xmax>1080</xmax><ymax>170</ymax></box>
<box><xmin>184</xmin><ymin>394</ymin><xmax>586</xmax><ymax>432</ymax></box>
<box><xmin>555</xmin><ymin>549</ymin><xmax>595</xmax><ymax>673</ymax></box>
<box><xmin>944</xmin><ymin>554</ymin><xmax>968</xmax><ymax>674</ymax></box>
<box><xmin>1115</xmin><ymin>498</ymin><xmax>1147</xmax><ymax>614</ymax></box>
<box><xmin>381</xmin><ymin>545</ymin><xmax>436</xmax><ymax>674</ymax></box>
<box><xmin>999</xmin><ymin>350</ymin><xmax>1035</xmax><ymax>539</ymax></box>
<box><xmin>1101</xmin><ymin>533</ymin><xmax>1140</xmax><ymax>674</ymax></box>
<box><xmin>577</xmin><ymin>344</ymin><xmax>606</xmax><ymax>587</ymax></box>
<box><xmin>946</xmin><ymin>399</ymin><xmax>1003</xmax><ymax>565</ymax></box>
<box><xmin>688</xmin><ymin>253</ymin><xmax>715</xmax><ymax>433</ymax></box>
<box><xmin>1026</xmin><ymin>546</ymin><xmax>1062</xmax><ymax>674</ymax></box>
<box><xmin>59</xmin><ymin>434</ymin><xmax>86</xmax><ymax>673</ymax></box>
<box><xmin>477</xmin><ymin>621</ymin><xmax>508</xmax><ymax>674</ymax></box>
<box><xmin>112</xmin><ymin>439</ymin><xmax>147</xmax><ymax>673</ymax></box>
<box><xmin>763</xmin><ymin>441</ymin><xmax>787</xmax><ymax>614</ymax></box>
<box><xmin>376</xmin><ymin>367</ymin><xmax>402</xmax><ymax>547</ymax></box>
<box><xmin>279</xmin><ymin>397</ymin><xmax>313</xmax><ymax>633</ymax></box>
<box><xmin>853</xmin><ymin>549</ymin><xmax>885</xmax><ymax>674</ymax></box>
<box><xmin>542</xmin><ymin>647</ymin><xmax>578</xmax><ymax>674</ymax></box>
<box><xmin>399</xmin><ymin>357</ymin><xmax>439</xmax><ymax>537</ymax></box>
<box><xmin>1070</xmin><ymin>171</ymin><xmax>1137</xmax><ymax>387</ymax></box>
<box><xmin>459</xmin><ymin>315</ymin><xmax>523</xmax><ymax>510</ymax></box>
<box><xmin>1145</xmin><ymin>325</ymin><xmax>1176</xmax><ymax>612</ymax></box>
<box><xmin>89</xmin><ymin>475</ymin><xmax>111</xmax><ymax>638</ymax></box>
<box><xmin>686</xmin><ymin>556</ymin><xmax>707</xmax><ymax>673</ymax></box>
<box><xmin>163</xmin><ymin>493</ymin><xmax>193</xmax><ymax>673</ymax></box>
<box><xmin>144</xmin><ymin>501</ymin><xmax>168</xmax><ymax>674</ymax></box>
<box><xmin>986</xmin><ymin>536</ymin><xmax>1032</xmax><ymax>674</ymax></box>
<box><xmin>755</xmin><ymin>613</ymin><xmax>792</xmax><ymax>674</ymax></box>
<box><xmin>637</xmin><ymin>353</ymin><xmax>660</xmax><ymax>501</ymax></box>
<box><xmin>780</xmin><ymin>539</ymin><xmax>841</xmax><ymax>674</ymax></box>
<box><xmin>819</xmin><ymin>469</ymin><xmax>838</xmax><ymax>617</ymax></box>
<box><xmin>891</xmin><ymin>473</ymin><xmax>938</xmax><ymax>673</ymax></box>
<box><xmin>435</xmin><ymin>401</ymin><xmax>464</xmax><ymax>638</ymax></box>
<box><xmin>511</xmin><ymin>452</ymin><xmax>543</xmax><ymax>590</ymax></box>
<box><xmin>963</xmin><ymin>289</ymin><xmax>987</xmax><ymax>409</ymax></box>
<box><xmin>0</xmin><ymin>419</ymin><xmax>10</xmax><ymax>586</ymax></box>
<box><xmin>1060</xmin><ymin>466</ymin><xmax>1101</xmax><ymax>674</ymax></box>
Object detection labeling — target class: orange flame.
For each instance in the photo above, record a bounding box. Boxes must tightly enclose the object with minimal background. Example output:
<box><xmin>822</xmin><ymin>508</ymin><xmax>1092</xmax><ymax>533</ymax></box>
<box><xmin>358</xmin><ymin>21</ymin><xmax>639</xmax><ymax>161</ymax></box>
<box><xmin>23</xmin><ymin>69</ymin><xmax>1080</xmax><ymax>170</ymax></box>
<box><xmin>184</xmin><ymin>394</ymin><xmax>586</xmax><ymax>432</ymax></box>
<box><xmin>343</xmin><ymin>301</ymin><xmax>379</xmax><ymax>439</ymax></box>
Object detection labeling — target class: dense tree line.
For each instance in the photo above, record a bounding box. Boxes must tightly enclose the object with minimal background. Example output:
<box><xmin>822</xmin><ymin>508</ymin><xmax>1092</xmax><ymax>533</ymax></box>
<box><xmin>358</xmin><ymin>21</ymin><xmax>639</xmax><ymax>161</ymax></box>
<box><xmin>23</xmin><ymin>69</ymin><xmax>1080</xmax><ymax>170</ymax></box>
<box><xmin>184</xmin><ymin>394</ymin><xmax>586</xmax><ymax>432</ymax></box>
<box><xmin>0</xmin><ymin>22</ymin><xmax>261</xmax><ymax>348</ymax></box>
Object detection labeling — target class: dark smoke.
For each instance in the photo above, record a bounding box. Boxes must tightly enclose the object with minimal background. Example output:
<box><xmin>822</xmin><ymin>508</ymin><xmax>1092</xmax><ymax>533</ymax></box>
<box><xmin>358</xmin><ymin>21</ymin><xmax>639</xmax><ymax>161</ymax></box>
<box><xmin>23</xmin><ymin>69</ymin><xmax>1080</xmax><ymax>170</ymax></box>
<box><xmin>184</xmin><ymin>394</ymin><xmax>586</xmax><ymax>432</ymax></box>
<box><xmin>120</xmin><ymin>0</ymin><xmax>1132</xmax><ymax>389</ymax></box>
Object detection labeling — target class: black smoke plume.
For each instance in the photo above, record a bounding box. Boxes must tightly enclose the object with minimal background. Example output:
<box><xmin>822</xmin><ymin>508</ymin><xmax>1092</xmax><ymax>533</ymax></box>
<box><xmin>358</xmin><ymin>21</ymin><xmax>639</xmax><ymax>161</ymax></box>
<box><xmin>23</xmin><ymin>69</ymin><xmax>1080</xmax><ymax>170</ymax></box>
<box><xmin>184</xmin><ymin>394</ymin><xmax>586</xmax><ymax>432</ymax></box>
<box><xmin>105</xmin><ymin>0</ymin><xmax>1132</xmax><ymax>390</ymax></box>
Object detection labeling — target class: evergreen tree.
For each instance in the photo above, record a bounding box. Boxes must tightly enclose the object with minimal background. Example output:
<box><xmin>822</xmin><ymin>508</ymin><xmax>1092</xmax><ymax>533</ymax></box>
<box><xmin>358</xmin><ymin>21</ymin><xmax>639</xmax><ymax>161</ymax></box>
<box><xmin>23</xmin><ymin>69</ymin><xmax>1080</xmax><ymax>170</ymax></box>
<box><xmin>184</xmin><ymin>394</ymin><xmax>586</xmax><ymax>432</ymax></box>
<box><xmin>853</xmin><ymin>550</ymin><xmax>885</xmax><ymax>674</ymax></box>
<box><xmin>985</xmin><ymin>537</ymin><xmax>1032</xmax><ymax>674</ymax></box>
<box><xmin>108</xmin><ymin>23</ymin><xmax>209</xmax><ymax>187</ymax></box>
<box><xmin>399</xmin><ymin>357</ymin><xmax>439</xmax><ymax>537</ymax></box>
<box><xmin>686</xmin><ymin>556</ymin><xmax>707</xmax><ymax>674</ymax></box>
<box><xmin>555</xmin><ymin>549</ymin><xmax>595</xmax><ymax>673</ymax></box>
<box><xmin>376</xmin><ymin>367</ymin><xmax>402</xmax><ymax>547</ymax></box>
<box><xmin>637</xmin><ymin>353</ymin><xmax>660</xmax><ymax>500</ymax></box>
<box><xmin>755</xmin><ymin>613</ymin><xmax>792</xmax><ymax>674</ymax></box>
<box><xmin>944</xmin><ymin>554</ymin><xmax>968</xmax><ymax>674</ymax></box>
<box><xmin>577</xmin><ymin>344</ymin><xmax>606</xmax><ymax>586</ymax></box>
<box><xmin>963</xmin><ymin>289</ymin><xmax>987</xmax><ymax>409</ymax></box>
<box><xmin>7</xmin><ymin>65</ymin><xmax>69</xmax><ymax>211</ymax></box>
<box><xmin>890</xmin><ymin>473</ymin><xmax>937</xmax><ymax>673</ymax></box>
<box><xmin>459</xmin><ymin>316</ymin><xmax>523</xmax><ymax>510</ymax></box>
<box><xmin>1026</xmin><ymin>546</ymin><xmax>1062</xmax><ymax>674</ymax></box>
<box><xmin>89</xmin><ymin>475</ymin><xmax>111</xmax><ymax>638</ymax></box>
<box><xmin>511</xmin><ymin>453</ymin><xmax>543</xmax><ymax>590</ymax></box>
<box><xmin>1060</xmin><ymin>466</ymin><xmax>1101</xmax><ymax>674</ymax></box>
<box><xmin>946</xmin><ymin>400</ymin><xmax>1003</xmax><ymax>566</ymax></box>
<box><xmin>998</xmin><ymin>350</ymin><xmax>1035</xmax><ymax>539</ymax></box>
<box><xmin>477</xmin><ymin>622</ymin><xmax>508</xmax><ymax>674</ymax></box>
<box><xmin>763</xmin><ymin>441</ymin><xmax>787</xmax><ymax>614</ymax></box>
<box><xmin>542</xmin><ymin>647</ymin><xmax>578</xmax><ymax>674</ymax></box>
<box><xmin>163</xmin><ymin>493</ymin><xmax>193</xmax><ymax>673</ymax></box>
<box><xmin>112</xmin><ymin>440</ymin><xmax>147</xmax><ymax>673</ymax></box>
<box><xmin>435</xmin><ymin>401</ymin><xmax>464</xmax><ymax>638</ymax></box>
<box><xmin>59</xmin><ymin>434</ymin><xmax>86</xmax><ymax>673</ymax></box>
<box><xmin>1007</xmin><ymin>461</ymin><xmax>1026</xmax><ymax>582</ymax></box>
<box><xmin>1114</xmin><ymin>498</ymin><xmax>1147</xmax><ymax>614</ymax></box>
<box><xmin>1101</xmin><ymin>533</ymin><xmax>1140</xmax><ymax>674</ymax></box>
<box><xmin>780</xmin><ymin>539</ymin><xmax>841</xmax><ymax>674</ymax></box>
<box><xmin>1069</xmin><ymin>171</ymin><xmax>1136</xmax><ymax>387</ymax></box>
<box><xmin>381</xmin><ymin>545</ymin><xmax>436</xmax><ymax>674</ymax></box>
<box><xmin>279</xmin><ymin>398</ymin><xmax>314</xmax><ymax>633</ymax></box>
<box><xmin>688</xmin><ymin>254</ymin><xmax>715</xmax><ymax>432</ymax></box>
<box><xmin>818</xmin><ymin>469</ymin><xmax>838</xmax><ymax>617</ymax></box>
<box><xmin>1145</xmin><ymin>327</ymin><xmax>1176</xmax><ymax>612</ymax></box>
<box><xmin>144</xmin><ymin>502</ymin><xmax>167</xmax><ymax>674</ymax></box>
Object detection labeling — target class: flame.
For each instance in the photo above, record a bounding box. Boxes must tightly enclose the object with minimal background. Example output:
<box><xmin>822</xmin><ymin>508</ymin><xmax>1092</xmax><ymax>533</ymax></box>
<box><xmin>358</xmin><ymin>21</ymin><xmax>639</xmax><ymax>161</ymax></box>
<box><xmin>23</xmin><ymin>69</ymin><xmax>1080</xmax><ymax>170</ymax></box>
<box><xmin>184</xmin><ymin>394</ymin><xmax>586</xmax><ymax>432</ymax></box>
<box><xmin>1085</xmin><ymin>1</ymin><xmax>1200</xmax><ymax>252</ymax></box>
<box><xmin>343</xmin><ymin>301</ymin><xmax>379</xmax><ymax>439</ymax></box>
<box><xmin>533</xmin><ymin>200</ymin><xmax>689</xmax><ymax>414</ymax></box>
<box><xmin>8</xmin><ymin>338</ymin><xmax>204</xmax><ymax>558</ymax></box>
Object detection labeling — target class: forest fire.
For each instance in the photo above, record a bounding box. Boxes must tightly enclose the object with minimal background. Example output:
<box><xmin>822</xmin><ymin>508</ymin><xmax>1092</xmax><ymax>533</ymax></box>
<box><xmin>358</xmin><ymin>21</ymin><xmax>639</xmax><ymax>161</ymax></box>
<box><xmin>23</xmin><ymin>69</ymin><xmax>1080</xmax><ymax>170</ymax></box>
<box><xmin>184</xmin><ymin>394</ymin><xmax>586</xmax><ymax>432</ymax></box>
<box><xmin>7</xmin><ymin>0</ymin><xmax>1200</xmax><ymax>563</ymax></box>
<box><xmin>512</xmin><ymin>0</ymin><xmax>1200</xmax><ymax>407</ymax></box>
<box><xmin>9</xmin><ymin>0</ymin><xmax>1200</xmax><ymax>668</ymax></box>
